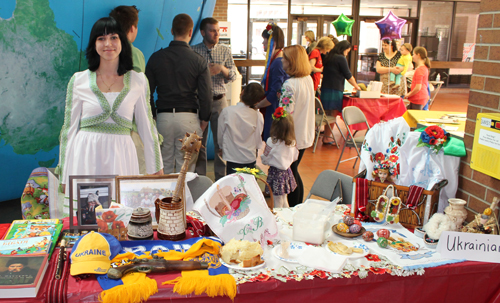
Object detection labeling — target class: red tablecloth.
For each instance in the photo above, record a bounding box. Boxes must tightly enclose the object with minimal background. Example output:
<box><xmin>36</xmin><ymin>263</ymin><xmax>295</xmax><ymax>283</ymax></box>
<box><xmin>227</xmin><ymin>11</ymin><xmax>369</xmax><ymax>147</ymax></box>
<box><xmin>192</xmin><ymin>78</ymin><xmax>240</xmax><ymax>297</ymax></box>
<box><xmin>342</xmin><ymin>96</ymin><xmax>407</xmax><ymax>130</ymax></box>
<box><xmin>2</xmin><ymin>220</ymin><xmax>500</xmax><ymax>303</ymax></box>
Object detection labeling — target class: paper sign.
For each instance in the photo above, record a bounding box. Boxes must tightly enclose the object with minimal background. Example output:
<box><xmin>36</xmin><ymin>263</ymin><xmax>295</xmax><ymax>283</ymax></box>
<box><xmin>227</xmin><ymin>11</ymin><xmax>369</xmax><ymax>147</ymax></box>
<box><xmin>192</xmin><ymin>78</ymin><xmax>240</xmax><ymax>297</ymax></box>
<box><xmin>437</xmin><ymin>231</ymin><xmax>500</xmax><ymax>263</ymax></box>
<box><xmin>478</xmin><ymin>128</ymin><xmax>500</xmax><ymax>150</ymax></box>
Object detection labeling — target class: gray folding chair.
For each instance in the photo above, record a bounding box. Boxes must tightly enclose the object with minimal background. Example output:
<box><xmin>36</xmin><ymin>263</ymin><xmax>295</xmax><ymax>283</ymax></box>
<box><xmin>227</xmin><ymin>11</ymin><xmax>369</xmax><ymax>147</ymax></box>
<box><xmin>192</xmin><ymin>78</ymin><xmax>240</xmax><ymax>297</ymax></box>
<box><xmin>313</xmin><ymin>97</ymin><xmax>340</xmax><ymax>152</ymax></box>
<box><xmin>305</xmin><ymin>170</ymin><xmax>353</xmax><ymax>204</ymax></box>
<box><xmin>187</xmin><ymin>175</ymin><xmax>213</xmax><ymax>202</ymax></box>
<box><xmin>335</xmin><ymin>106</ymin><xmax>370</xmax><ymax>170</ymax></box>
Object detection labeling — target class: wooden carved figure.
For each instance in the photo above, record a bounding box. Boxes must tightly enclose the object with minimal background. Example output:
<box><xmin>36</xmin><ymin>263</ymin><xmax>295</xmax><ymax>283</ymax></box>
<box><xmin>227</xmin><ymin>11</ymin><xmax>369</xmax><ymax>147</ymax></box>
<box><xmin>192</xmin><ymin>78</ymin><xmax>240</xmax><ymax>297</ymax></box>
<box><xmin>156</xmin><ymin>132</ymin><xmax>203</xmax><ymax>240</ymax></box>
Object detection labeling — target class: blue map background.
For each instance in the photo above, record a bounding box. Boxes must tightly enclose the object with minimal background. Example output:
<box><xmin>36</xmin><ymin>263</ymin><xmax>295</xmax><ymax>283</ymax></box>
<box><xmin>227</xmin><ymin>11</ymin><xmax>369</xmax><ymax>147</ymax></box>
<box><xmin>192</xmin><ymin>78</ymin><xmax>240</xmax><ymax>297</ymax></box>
<box><xmin>0</xmin><ymin>0</ymin><xmax>216</xmax><ymax>202</ymax></box>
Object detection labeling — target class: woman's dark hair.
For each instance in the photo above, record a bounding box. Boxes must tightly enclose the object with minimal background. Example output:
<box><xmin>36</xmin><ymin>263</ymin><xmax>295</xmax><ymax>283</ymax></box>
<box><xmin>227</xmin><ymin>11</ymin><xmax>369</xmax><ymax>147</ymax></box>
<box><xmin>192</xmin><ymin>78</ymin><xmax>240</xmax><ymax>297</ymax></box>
<box><xmin>261</xmin><ymin>24</ymin><xmax>285</xmax><ymax>50</ymax></box>
<box><xmin>382</xmin><ymin>39</ymin><xmax>398</xmax><ymax>52</ymax></box>
<box><xmin>86</xmin><ymin>17</ymin><xmax>133</xmax><ymax>76</ymax></box>
<box><xmin>326</xmin><ymin>40</ymin><xmax>351</xmax><ymax>62</ymax></box>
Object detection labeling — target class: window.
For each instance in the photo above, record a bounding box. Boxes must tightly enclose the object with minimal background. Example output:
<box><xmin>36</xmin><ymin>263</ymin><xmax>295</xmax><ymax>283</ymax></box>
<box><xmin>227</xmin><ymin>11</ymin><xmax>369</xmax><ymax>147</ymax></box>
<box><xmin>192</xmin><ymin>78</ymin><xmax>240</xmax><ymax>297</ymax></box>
<box><xmin>360</xmin><ymin>0</ymin><xmax>417</xmax><ymax>17</ymax></box>
<box><xmin>418</xmin><ymin>1</ymin><xmax>453</xmax><ymax>61</ymax></box>
<box><xmin>291</xmin><ymin>0</ymin><xmax>352</xmax><ymax>15</ymax></box>
<box><xmin>451</xmin><ymin>2</ymin><xmax>480</xmax><ymax>61</ymax></box>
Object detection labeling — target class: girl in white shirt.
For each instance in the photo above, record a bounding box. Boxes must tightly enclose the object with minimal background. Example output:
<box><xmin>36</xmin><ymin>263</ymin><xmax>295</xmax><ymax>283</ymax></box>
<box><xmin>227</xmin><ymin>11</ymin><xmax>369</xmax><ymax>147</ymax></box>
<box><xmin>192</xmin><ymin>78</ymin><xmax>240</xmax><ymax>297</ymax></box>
<box><xmin>261</xmin><ymin>107</ymin><xmax>299</xmax><ymax>208</ymax></box>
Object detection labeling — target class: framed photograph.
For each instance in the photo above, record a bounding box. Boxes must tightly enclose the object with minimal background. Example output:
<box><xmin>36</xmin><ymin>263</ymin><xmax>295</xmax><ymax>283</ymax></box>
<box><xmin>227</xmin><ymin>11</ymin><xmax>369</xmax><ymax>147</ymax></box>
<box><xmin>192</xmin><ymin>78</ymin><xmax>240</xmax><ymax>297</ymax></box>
<box><xmin>115</xmin><ymin>175</ymin><xmax>181</xmax><ymax>228</ymax></box>
<box><xmin>68</xmin><ymin>175</ymin><xmax>116</xmax><ymax>231</ymax></box>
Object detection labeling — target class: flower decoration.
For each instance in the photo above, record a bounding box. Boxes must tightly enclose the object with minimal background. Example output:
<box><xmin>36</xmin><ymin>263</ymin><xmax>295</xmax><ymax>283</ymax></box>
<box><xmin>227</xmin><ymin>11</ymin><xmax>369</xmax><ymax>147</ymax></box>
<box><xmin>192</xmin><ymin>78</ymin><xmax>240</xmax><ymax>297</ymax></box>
<box><xmin>417</xmin><ymin>125</ymin><xmax>449</xmax><ymax>153</ymax></box>
<box><xmin>365</xmin><ymin>254</ymin><xmax>381</xmax><ymax>262</ymax></box>
<box><xmin>265</xmin><ymin>23</ymin><xmax>273</xmax><ymax>35</ymax></box>
<box><xmin>375</xmin><ymin>152</ymin><xmax>385</xmax><ymax>161</ymax></box>
<box><xmin>272</xmin><ymin>107</ymin><xmax>288</xmax><ymax>120</ymax></box>
<box><xmin>102</xmin><ymin>210</ymin><xmax>118</xmax><ymax>223</ymax></box>
<box><xmin>234</xmin><ymin>167</ymin><xmax>266</xmax><ymax>178</ymax></box>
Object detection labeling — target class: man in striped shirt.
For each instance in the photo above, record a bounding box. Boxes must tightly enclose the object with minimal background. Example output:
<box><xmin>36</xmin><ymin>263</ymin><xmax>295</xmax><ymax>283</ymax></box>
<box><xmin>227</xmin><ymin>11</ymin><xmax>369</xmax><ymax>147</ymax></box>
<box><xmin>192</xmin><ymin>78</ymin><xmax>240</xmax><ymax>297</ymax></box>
<box><xmin>192</xmin><ymin>17</ymin><xmax>237</xmax><ymax>181</ymax></box>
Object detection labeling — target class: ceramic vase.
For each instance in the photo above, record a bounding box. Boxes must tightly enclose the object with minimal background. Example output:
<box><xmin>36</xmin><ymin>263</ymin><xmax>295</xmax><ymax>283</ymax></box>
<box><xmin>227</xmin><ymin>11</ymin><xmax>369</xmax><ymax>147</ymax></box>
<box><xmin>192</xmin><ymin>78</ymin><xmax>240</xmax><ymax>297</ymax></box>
<box><xmin>444</xmin><ymin>198</ymin><xmax>467</xmax><ymax>231</ymax></box>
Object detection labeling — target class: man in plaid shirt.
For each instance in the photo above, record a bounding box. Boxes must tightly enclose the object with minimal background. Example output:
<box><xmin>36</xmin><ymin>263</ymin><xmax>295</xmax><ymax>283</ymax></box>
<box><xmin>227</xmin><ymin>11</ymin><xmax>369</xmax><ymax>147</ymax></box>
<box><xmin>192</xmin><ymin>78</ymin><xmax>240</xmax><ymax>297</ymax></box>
<box><xmin>193</xmin><ymin>17</ymin><xmax>237</xmax><ymax>181</ymax></box>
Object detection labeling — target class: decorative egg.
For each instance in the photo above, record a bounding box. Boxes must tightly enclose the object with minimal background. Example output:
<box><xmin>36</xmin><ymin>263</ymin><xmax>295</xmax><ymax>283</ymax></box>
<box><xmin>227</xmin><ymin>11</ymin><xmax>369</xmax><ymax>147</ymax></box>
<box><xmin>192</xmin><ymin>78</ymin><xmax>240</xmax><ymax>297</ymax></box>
<box><xmin>377</xmin><ymin>237</ymin><xmax>388</xmax><ymax>248</ymax></box>
<box><xmin>343</xmin><ymin>215</ymin><xmax>354</xmax><ymax>226</ymax></box>
<box><xmin>353</xmin><ymin>220</ymin><xmax>362</xmax><ymax>227</ymax></box>
<box><xmin>362</xmin><ymin>231</ymin><xmax>374</xmax><ymax>241</ymax></box>
<box><xmin>377</xmin><ymin>229</ymin><xmax>390</xmax><ymax>239</ymax></box>
<box><xmin>337</xmin><ymin>223</ymin><xmax>350</xmax><ymax>233</ymax></box>
<box><xmin>349</xmin><ymin>224</ymin><xmax>361</xmax><ymax>234</ymax></box>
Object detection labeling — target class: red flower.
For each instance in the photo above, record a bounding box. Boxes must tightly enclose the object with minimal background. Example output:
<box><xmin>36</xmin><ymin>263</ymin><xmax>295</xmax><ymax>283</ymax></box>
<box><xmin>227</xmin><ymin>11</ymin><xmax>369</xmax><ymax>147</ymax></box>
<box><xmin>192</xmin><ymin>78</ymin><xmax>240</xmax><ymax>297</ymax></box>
<box><xmin>425</xmin><ymin>125</ymin><xmax>445</xmax><ymax>139</ymax></box>
<box><xmin>369</xmin><ymin>267</ymin><xmax>386</xmax><ymax>275</ymax></box>
<box><xmin>10</xmin><ymin>250</ymin><xmax>17</xmax><ymax>255</ymax></box>
<box><xmin>97</xmin><ymin>219</ymin><xmax>108</xmax><ymax>231</ymax></box>
<box><xmin>308</xmin><ymin>270</ymin><xmax>327</xmax><ymax>279</ymax></box>
<box><xmin>102</xmin><ymin>211</ymin><xmax>117</xmax><ymax>223</ymax></box>
<box><xmin>254</xmin><ymin>273</ymin><xmax>270</xmax><ymax>282</ymax></box>
<box><xmin>391</xmin><ymin>146</ymin><xmax>398</xmax><ymax>153</ymax></box>
<box><xmin>370</xmin><ymin>155</ymin><xmax>373</xmax><ymax>162</ymax></box>
<box><xmin>112</xmin><ymin>221</ymin><xmax>125</xmax><ymax>229</ymax></box>
<box><xmin>375</xmin><ymin>153</ymin><xmax>385</xmax><ymax>161</ymax></box>
<box><xmin>365</xmin><ymin>254</ymin><xmax>381</xmax><ymax>262</ymax></box>
<box><xmin>267</xmin><ymin>240</ymin><xmax>273</xmax><ymax>245</ymax></box>
<box><xmin>429</xmin><ymin>138</ymin><xmax>437</xmax><ymax>145</ymax></box>
<box><xmin>266</xmin><ymin>24</ymin><xmax>272</xmax><ymax>31</ymax></box>
<box><xmin>389</xmin><ymin>155</ymin><xmax>399</xmax><ymax>162</ymax></box>
<box><xmin>390</xmin><ymin>137</ymin><xmax>394</xmax><ymax>142</ymax></box>
<box><xmin>273</xmin><ymin>107</ymin><xmax>285</xmax><ymax>119</ymax></box>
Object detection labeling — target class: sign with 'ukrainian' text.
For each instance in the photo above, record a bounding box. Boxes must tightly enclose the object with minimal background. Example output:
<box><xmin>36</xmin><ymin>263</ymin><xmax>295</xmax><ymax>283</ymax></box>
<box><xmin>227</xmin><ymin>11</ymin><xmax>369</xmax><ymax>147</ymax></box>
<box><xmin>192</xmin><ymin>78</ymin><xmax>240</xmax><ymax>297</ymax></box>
<box><xmin>437</xmin><ymin>231</ymin><xmax>500</xmax><ymax>263</ymax></box>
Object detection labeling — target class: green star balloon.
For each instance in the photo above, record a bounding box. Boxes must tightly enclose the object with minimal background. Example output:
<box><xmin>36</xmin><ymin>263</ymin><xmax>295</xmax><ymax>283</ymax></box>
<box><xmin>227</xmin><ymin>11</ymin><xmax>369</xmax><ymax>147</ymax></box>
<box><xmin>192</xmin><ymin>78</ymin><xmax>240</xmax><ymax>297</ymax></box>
<box><xmin>332</xmin><ymin>13</ymin><xmax>355</xmax><ymax>36</ymax></box>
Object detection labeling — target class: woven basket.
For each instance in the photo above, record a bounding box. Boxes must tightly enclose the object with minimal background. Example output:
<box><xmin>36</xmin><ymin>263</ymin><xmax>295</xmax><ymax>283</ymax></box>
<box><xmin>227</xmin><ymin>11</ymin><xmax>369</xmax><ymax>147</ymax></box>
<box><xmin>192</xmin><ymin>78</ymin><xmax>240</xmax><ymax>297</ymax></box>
<box><xmin>354</xmin><ymin>171</ymin><xmax>448</xmax><ymax>229</ymax></box>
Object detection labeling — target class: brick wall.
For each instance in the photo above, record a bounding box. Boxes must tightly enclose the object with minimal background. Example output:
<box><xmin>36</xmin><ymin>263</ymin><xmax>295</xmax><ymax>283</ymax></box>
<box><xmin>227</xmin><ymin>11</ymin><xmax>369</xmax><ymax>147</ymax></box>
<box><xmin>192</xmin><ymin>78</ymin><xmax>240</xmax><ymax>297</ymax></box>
<box><xmin>460</xmin><ymin>0</ymin><xmax>500</xmax><ymax>222</ymax></box>
<box><xmin>213</xmin><ymin>0</ymin><xmax>228</xmax><ymax>21</ymax></box>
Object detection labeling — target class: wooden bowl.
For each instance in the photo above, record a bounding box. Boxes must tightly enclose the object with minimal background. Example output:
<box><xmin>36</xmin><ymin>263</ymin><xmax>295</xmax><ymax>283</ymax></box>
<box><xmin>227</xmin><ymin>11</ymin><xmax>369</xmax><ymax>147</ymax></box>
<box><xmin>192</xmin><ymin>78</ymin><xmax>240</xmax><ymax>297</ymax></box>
<box><xmin>332</xmin><ymin>224</ymin><xmax>366</xmax><ymax>238</ymax></box>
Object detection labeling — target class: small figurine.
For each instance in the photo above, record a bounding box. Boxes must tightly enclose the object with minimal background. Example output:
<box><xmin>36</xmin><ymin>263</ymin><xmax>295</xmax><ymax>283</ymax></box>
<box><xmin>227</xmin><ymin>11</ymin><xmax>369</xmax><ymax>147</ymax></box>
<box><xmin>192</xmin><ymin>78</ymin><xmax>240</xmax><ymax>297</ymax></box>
<box><xmin>372</xmin><ymin>167</ymin><xmax>394</xmax><ymax>184</ymax></box>
<box><xmin>462</xmin><ymin>198</ymin><xmax>499</xmax><ymax>235</ymax></box>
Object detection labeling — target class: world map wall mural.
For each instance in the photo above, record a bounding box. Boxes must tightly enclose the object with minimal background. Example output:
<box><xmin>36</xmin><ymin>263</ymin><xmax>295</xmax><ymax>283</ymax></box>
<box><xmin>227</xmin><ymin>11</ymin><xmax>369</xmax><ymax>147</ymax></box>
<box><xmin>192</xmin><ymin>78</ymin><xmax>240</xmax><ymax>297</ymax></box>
<box><xmin>0</xmin><ymin>0</ymin><xmax>216</xmax><ymax>201</ymax></box>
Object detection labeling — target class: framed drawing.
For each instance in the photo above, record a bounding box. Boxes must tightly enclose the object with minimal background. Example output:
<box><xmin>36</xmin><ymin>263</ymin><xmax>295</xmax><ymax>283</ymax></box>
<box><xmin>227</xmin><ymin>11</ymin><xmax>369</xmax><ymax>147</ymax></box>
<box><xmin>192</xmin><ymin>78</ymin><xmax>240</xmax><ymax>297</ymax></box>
<box><xmin>115</xmin><ymin>175</ymin><xmax>181</xmax><ymax>228</ymax></box>
<box><xmin>68</xmin><ymin>175</ymin><xmax>116</xmax><ymax>231</ymax></box>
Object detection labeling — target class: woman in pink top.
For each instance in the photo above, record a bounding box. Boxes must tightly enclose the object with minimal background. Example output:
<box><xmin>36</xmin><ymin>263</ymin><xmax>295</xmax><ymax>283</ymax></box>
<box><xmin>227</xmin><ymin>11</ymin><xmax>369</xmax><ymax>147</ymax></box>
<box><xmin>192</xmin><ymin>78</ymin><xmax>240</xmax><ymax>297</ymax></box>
<box><xmin>404</xmin><ymin>47</ymin><xmax>430</xmax><ymax>110</ymax></box>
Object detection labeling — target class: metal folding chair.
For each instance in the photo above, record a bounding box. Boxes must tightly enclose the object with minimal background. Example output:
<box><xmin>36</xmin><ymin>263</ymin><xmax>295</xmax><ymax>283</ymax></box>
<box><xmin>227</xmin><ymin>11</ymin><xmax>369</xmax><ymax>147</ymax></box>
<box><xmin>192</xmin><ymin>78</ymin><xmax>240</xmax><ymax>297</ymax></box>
<box><xmin>313</xmin><ymin>97</ymin><xmax>340</xmax><ymax>152</ymax></box>
<box><xmin>305</xmin><ymin>169</ymin><xmax>353</xmax><ymax>204</ymax></box>
<box><xmin>335</xmin><ymin>106</ymin><xmax>370</xmax><ymax>170</ymax></box>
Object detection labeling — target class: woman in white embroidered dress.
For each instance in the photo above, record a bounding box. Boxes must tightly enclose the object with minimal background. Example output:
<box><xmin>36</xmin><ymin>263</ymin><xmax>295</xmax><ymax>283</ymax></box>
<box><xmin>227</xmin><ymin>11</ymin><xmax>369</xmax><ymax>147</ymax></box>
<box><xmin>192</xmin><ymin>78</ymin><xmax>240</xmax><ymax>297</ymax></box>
<box><xmin>278</xmin><ymin>45</ymin><xmax>315</xmax><ymax>207</ymax></box>
<box><xmin>58</xmin><ymin>17</ymin><xmax>163</xmax><ymax>190</ymax></box>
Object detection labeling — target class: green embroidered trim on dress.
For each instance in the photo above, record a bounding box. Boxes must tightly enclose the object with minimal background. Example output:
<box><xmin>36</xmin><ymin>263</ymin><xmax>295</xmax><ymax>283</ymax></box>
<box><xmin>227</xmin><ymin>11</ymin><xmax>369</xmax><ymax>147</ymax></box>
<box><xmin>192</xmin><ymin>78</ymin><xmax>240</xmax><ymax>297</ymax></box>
<box><xmin>143</xmin><ymin>76</ymin><xmax>162</xmax><ymax>172</ymax></box>
<box><xmin>85</xmin><ymin>71</ymin><xmax>132</xmax><ymax>129</ymax></box>
<box><xmin>80</xmin><ymin>123</ymin><xmax>131</xmax><ymax>135</ymax></box>
<box><xmin>58</xmin><ymin>74</ymin><xmax>77</xmax><ymax>185</ymax></box>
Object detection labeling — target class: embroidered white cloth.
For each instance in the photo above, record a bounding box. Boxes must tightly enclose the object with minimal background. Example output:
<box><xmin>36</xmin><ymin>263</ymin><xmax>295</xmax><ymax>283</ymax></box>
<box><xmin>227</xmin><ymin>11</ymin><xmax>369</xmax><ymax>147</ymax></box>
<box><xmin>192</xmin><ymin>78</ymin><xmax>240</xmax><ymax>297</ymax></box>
<box><xmin>359</xmin><ymin>117</ymin><xmax>410</xmax><ymax>184</ymax></box>
<box><xmin>193</xmin><ymin>173</ymin><xmax>279</xmax><ymax>243</ymax></box>
<box><xmin>362</xmin><ymin>222</ymin><xmax>464</xmax><ymax>270</ymax></box>
<box><xmin>398</xmin><ymin>132</ymin><xmax>460</xmax><ymax>212</ymax></box>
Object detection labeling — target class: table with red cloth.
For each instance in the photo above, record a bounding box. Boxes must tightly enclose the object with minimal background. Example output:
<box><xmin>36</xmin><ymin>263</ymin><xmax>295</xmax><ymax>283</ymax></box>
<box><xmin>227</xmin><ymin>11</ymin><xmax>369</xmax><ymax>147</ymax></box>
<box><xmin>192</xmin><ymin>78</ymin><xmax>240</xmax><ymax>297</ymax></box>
<box><xmin>1</xmin><ymin>220</ymin><xmax>500</xmax><ymax>303</ymax></box>
<box><xmin>342</xmin><ymin>95</ymin><xmax>407</xmax><ymax>130</ymax></box>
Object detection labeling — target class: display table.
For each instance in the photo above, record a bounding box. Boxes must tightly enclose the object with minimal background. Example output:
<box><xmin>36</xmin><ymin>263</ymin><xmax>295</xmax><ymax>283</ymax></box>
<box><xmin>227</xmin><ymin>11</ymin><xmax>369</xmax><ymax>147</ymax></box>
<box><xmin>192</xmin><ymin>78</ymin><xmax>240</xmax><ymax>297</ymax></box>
<box><xmin>2</xmin><ymin>209</ymin><xmax>500</xmax><ymax>303</ymax></box>
<box><xmin>403</xmin><ymin>110</ymin><xmax>466</xmax><ymax>138</ymax></box>
<box><xmin>2</xmin><ymin>247</ymin><xmax>500</xmax><ymax>303</ymax></box>
<box><xmin>342</xmin><ymin>95</ymin><xmax>407</xmax><ymax>130</ymax></box>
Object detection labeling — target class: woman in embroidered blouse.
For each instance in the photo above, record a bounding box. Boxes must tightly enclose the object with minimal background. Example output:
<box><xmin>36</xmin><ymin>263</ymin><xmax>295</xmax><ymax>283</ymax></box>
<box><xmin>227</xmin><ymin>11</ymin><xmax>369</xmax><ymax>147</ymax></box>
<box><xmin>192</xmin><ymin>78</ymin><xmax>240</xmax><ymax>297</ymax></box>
<box><xmin>376</xmin><ymin>39</ymin><xmax>405</xmax><ymax>96</ymax></box>
<box><xmin>279</xmin><ymin>45</ymin><xmax>315</xmax><ymax>207</ymax></box>
<box><xmin>255</xmin><ymin>23</ymin><xmax>289</xmax><ymax>141</ymax></box>
<box><xmin>58</xmin><ymin>17</ymin><xmax>163</xmax><ymax>189</ymax></box>
<box><xmin>404</xmin><ymin>47</ymin><xmax>430</xmax><ymax>110</ymax></box>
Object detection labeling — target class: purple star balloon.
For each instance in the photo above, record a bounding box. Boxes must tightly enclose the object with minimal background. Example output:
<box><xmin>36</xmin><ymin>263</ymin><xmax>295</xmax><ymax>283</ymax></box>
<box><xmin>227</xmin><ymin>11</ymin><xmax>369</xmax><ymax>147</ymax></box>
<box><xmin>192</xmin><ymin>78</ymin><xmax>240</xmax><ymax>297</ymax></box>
<box><xmin>375</xmin><ymin>11</ymin><xmax>407</xmax><ymax>40</ymax></box>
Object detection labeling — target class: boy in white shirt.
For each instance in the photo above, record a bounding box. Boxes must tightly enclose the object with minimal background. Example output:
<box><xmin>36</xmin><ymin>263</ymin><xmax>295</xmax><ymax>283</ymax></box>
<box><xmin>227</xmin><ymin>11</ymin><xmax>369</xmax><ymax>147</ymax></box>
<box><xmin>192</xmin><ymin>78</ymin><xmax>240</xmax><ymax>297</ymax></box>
<box><xmin>218</xmin><ymin>83</ymin><xmax>265</xmax><ymax>175</ymax></box>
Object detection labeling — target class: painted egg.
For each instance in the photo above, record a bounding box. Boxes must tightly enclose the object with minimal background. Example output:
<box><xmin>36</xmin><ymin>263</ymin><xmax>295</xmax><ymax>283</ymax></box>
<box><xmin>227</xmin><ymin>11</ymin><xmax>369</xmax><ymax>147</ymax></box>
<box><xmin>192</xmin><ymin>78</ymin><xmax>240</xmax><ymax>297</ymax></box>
<box><xmin>353</xmin><ymin>220</ymin><xmax>362</xmax><ymax>227</ymax></box>
<box><xmin>343</xmin><ymin>215</ymin><xmax>355</xmax><ymax>226</ymax></box>
<box><xmin>362</xmin><ymin>231</ymin><xmax>374</xmax><ymax>241</ymax></box>
<box><xmin>337</xmin><ymin>223</ymin><xmax>350</xmax><ymax>233</ymax></box>
<box><xmin>377</xmin><ymin>237</ymin><xmax>388</xmax><ymax>248</ymax></box>
<box><xmin>377</xmin><ymin>229</ymin><xmax>390</xmax><ymax>239</ymax></box>
<box><xmin>349</xmin><ymin>224</ymin><xmax>361</xmax><ymax>234</ymax></box>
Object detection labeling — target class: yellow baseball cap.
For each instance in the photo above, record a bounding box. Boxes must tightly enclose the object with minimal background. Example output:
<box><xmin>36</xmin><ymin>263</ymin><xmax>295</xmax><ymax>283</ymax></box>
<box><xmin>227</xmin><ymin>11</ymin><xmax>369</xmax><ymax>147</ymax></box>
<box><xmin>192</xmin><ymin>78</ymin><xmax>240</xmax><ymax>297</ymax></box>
<box><xmin>70</xmin><ymin>231</ymin><xmax>122</xmax><ymax>276</ymax></box>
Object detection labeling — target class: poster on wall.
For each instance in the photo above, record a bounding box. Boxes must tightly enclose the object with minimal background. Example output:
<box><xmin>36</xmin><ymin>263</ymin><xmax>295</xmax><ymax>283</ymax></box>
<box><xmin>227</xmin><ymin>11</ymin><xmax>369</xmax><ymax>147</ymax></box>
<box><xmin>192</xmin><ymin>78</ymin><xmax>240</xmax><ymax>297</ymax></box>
<box><xmin>219</xmin><ymin>21</ymin><xmax>231</xmax><ymax>47</ymax></box>
<box><xmin>463</xmin><ymin>43</ymin><xmax>475</xmax><ymax>62</ymax></box>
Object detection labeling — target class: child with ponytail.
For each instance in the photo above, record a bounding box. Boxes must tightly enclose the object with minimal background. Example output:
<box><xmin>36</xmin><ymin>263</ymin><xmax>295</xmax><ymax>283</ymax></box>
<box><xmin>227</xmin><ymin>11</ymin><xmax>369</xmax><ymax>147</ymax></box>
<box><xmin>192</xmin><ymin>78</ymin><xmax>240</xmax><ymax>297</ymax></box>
<box><xmin>261</xmin><ymin>107</ymin><xmax>298</xmax><ymax>208</ymax></box>
<box><xmin>404</xmin><ymin>46</ymin><xmax>431</xmax><ymax>110</ymax></box>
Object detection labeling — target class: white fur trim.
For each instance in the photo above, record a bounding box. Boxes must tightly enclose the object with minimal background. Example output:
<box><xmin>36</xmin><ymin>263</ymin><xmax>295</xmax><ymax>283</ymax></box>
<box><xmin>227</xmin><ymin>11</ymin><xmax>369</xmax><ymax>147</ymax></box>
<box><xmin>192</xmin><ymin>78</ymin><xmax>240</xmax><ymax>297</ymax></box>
<box><xmin>423</xmin><ymin>213</ymin><xmax>454</xmax><ymax>240</ymax></box>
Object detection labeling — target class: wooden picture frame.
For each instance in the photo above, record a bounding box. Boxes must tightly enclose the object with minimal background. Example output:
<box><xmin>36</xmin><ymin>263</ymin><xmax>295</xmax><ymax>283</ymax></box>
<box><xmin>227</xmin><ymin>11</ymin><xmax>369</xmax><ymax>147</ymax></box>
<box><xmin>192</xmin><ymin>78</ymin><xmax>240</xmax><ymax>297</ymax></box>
<box><xmin>115</xmin><ymin>174</ymin><xmax>181</xmax><ymax>229</ymax></box>
<box><xmin>68</xmin><ymin>175</ymin><xmax>116</xmax><ymax>231</ymax></box>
